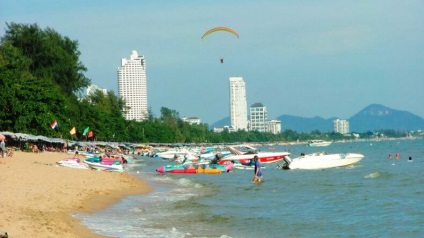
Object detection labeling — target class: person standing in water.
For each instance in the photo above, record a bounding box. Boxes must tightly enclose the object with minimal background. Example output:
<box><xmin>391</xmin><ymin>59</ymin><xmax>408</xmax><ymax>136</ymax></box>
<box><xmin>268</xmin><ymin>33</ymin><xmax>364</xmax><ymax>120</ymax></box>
<box><xmin>252</xmin><ymin>155</ymin><xmax>262</xmax><ymax>183</ymax></box>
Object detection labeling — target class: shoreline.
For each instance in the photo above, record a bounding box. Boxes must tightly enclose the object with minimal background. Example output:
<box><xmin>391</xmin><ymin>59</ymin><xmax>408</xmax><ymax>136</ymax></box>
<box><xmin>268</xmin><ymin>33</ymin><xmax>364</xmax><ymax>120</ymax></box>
<box><xmin>0</xmin><ymin>151</ymin><xmax>152</xmax><ymax>238</ymax></box>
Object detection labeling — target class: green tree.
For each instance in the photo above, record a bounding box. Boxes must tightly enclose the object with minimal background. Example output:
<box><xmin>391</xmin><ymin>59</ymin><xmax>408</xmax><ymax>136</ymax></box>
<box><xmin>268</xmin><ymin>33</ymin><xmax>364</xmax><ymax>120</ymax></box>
<box><xmin>2</xmin><ymin>23</ymin><xmax>90</xmax><ymax>95</ymax></box>
<box><xmin>0</xmin><ymin>41</ymin><xmax>67</xmax><ymax>136</ymax></box>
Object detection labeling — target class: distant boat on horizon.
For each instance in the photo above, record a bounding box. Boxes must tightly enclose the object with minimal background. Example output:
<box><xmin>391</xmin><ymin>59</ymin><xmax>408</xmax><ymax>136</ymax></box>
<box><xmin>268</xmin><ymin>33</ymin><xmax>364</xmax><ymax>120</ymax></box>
<box><xmin>307</xmin><ymin>140</ymin><xmax>332</xmax><ymax>147</ymax></box>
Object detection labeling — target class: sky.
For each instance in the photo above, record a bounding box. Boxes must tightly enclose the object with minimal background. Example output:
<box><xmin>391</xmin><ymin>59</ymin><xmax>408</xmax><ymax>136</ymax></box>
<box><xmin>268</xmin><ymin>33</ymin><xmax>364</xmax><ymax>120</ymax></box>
<box><xmin>1</xmin><ymin>0</ymin><xmax>423</xmax><ymax>125</ymax></box>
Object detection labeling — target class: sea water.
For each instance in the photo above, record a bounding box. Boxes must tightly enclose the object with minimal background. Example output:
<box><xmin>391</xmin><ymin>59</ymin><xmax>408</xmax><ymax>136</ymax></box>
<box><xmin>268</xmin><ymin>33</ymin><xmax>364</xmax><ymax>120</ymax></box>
<box><xmin>75</xmin><ymin>138</ymin><xmax>424</xmax><ymax>238</ymax></box>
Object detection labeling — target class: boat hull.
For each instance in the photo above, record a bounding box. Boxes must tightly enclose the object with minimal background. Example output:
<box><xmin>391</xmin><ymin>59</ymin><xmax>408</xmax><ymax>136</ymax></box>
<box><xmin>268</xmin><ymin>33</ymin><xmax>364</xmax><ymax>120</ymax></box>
<box><xmin>307</xmin><ymin>140</ymin><xmax>332</xmax><ymax>147</ymax></box>
<box><xmin>84</xmin><ymin>160</ymin><xmax>124</xmax><ymax>172</ymax></box>
<box><xmin>287</xmin><ymin>153</ymin><xmax>364</xmax><ymax>170</ymax></box>
<box><xmin>219</xmin><ymin>152</ymin><xmax>289</xmax><ymax>164</ymax></box>
<box><xmin>57</xmin><ymin>158</ymin><xmax>89</xmax><ymax>169</ymax></box>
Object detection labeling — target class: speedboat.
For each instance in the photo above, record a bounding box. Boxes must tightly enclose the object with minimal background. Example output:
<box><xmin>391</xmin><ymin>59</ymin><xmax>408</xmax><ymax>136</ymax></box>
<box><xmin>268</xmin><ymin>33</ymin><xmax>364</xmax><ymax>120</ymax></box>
<box><xmin>218</xmin><ymin>144</ymin><xmax>290</xmax><ymax>165</ymax></box>
<box><xmin>84</xmin><ymin>159</ymin><xmax>124</xmax><ymax>172</ymax></box>
<box><xmin>280</xmin><ymin>152</ymin><xmax>364</xmax><ymax>170</ymax></box>
<box><xmin>56</xmin><ymin>158</ymin><xmax>89</xmax><ymax>169</ymax></box>
<box><xmin>155</xmin><ymin>148</ymin><xmax>192</xmax><ymax>160</ymax></box>
<box><xmin>307</xmin><ymin>140</ymin><xmax>332</xmax><ymax>147</ymax></box>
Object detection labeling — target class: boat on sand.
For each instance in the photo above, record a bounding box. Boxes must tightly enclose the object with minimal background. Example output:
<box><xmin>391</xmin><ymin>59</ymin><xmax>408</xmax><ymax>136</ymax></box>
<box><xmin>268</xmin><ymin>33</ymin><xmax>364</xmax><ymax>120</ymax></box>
<box><xmin>84</xmin><ymin>159</ymin><xmax>124</xmax><ymax>172</ymax></box>
<box><xmin>56</xmin><ymin>158</ymin><xmax>89</xmax><ymax>169</ymax></box>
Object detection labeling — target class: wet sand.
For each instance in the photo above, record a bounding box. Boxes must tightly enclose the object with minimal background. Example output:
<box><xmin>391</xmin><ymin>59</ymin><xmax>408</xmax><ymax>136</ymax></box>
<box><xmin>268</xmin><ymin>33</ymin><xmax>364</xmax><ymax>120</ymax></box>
<box><xmin>0</xmin><ymin>151</ymin><xmax>152</xmax><ymax>237</ymax></box>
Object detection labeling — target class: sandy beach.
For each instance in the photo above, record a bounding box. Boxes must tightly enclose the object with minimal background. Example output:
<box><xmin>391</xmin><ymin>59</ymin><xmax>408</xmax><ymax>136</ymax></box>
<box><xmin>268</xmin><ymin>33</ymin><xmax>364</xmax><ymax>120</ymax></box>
<box><xmin>0</xmin><ymin>151</ymin><xmax>152</xmax><ymax>237</ymax></box>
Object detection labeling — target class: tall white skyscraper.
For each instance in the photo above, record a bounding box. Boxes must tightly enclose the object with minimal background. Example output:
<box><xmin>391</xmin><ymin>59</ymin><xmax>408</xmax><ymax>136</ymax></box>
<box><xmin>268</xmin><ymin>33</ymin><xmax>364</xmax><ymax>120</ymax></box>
<box><xmin>118</xmin><ymin>50</ymin><xmax>148</xmax><ymax>121</ymax></box>
<box><xmin>229</xmin><ymin>77</ymin><xmax>248</xmax><ymax>131</ymax></box>
<box><xmin>250</xmin><ymin>102</ymin><xmax>268</xmax><ymax>132</ymax></box>
<box><xmin>333</xmin><ymin>119</ymin><xmax>349</xmax><ymax>134</ymax></box>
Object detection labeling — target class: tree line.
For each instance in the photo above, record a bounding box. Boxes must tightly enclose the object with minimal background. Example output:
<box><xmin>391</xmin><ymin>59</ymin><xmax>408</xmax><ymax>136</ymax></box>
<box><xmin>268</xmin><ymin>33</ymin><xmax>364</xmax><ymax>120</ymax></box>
<box><xmin>0</xmin><ymin>23</ymin><xmax>411</xmax><ymax>143</ymax></box>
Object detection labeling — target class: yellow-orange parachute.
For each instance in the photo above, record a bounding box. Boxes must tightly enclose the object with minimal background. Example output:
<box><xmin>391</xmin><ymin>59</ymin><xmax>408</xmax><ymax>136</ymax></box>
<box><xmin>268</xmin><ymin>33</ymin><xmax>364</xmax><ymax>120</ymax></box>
<box><xmin>201</xmin><ymin>26</ymin><xmax>239</xmax><ymax>40</ymax></box>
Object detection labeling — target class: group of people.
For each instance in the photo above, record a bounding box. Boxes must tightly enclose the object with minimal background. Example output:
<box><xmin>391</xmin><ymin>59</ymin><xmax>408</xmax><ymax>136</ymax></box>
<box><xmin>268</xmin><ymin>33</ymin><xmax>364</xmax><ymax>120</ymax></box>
<box><xmin>388</xmin><ymin>153</ymin><xmax>401</xmax><ymax>159</ymax></box>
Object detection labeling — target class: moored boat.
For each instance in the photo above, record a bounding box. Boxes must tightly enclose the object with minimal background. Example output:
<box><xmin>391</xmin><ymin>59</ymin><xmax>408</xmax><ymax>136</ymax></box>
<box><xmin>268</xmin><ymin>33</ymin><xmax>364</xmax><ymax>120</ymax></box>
<box><xmin>307</xmin><ymin>140</ymin><xmax>332</xmax><ymax>147</ymax></box>
<box><xmin>84</xmin><ymin>159</ymin><xmax>124</xmax><ymax>172</ymax></box>
<box><xmin>218</xmin><ymin>144</ymin><xmax>290</xmax><ymax>164</ymax></box>
<box><xmin>280</xmin><ymin>152</ymin><xmax>364</xmax><ymax>170</ymax></box>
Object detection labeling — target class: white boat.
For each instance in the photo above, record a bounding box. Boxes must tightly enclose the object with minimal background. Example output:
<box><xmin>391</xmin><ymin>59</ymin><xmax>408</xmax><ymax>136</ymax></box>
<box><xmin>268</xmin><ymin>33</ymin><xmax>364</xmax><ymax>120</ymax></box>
<box><xmin>219</xmin><ymin>144</ymin><xmax>290</xmax><ymax>164</ymax></box>
<box><xmin>84</xmin><ymin>160</ymin><xmax>124</xmax><ymax>172</ymax></box>
<box><xmin>232</xmin><ymin>162</ymin><xmax>266</xmax><ymax>170</ymax></box>
<box><xmin>307</xmin><ymin>140</ymin><xmax>332</xmax><ymax>147</ymax></box>
<box><xmin>56</xmin><ymin>158</ymin><xmax>89</xmax><ymax>169</ymax></box>
<box><xmin>280</xmin><ymin>152</ymin><xmax>364</xmax><ymax>170</ymax></box>
<box><xmin>155</xmin><ymin>148</ymin><xmax>192</xmax><ymax>160</ymax></box>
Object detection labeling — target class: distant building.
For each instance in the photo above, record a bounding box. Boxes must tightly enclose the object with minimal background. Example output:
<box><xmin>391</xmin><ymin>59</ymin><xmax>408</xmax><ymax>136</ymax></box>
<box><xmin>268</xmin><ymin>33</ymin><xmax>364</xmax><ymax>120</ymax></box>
<box><xmin>249</xmin><ymin>102</ymin><xmax>268</xmax><ymax>132</ymax></box>
<box><xmin>86</xmin><ymin>84</ymin><xmax>108</xmax><ymax>96</ymax></box>
<box><xmin>213</xmin><ymin>126</ymin><xmax>236</xmax><ymax>133</ymax></box>
<box><xmin>117</xmin><ymin>50</ymin><xmax>148</xmax><ymax>122</ymax></box>
<box><xmin>334</xmin><ymin>119</ymin><xmax>349</xmax><ymax>134</ymax></box>
<box><xmin>182</xmin><ymin>117</ymin><xmax>201</xmax><ymax>125</ymax></box>
<box><xmin>266</xmin><ymin>120</ymin><xmax>282</xmax><ymax>134</ymax></box>
<box><xmin>229</xmin><ymin>77</ymin><xmax>248</xmax><ymax>131</ymax></box>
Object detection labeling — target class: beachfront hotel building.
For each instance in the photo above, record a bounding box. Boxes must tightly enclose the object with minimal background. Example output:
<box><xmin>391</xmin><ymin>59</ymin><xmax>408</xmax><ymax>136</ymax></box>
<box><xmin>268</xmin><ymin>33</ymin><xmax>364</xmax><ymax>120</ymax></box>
<box><xmin>249</xmin><ymin>102</ymin><xmax>268</xmax><ymax>132</ymax></box>
<box><xmin>117</xmin><ymin>50</ymin><xmax>148</xmax><ymax>121</ymax></box>
<box><xmin>266</xmin><ymin>120</ymin><xmax>282</xmax><ymax>134</ymax></box>
<box><xmin>334</xmin><ymin>119</ymin><xmax>349</xmax><ymax>134</ymax></box>
<box><xmin>229</xmin><ymin>77</ymin><xmax>248</xmax><ymax>131</ymax></box>
<box><xmin>182</xmin><ymin>117</ymin><xmax>201</xmax><ymax>125</ymax></box>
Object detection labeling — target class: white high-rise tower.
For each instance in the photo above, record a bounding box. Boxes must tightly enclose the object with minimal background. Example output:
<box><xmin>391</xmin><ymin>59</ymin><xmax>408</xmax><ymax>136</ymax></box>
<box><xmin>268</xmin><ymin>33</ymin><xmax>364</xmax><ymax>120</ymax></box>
<box><xmin>229</xmin><ymin>77</ymin><xmax>248</xmax><ymax>131</ymax></box>
<box><xmin>118</xmin><ymin>50</ymin><xmax>148</xmax><ymax>121</ymax></box>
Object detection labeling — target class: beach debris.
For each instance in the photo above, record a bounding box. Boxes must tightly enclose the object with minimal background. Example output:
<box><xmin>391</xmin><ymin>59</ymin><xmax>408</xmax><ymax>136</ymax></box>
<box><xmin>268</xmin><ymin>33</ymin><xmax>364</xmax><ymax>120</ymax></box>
<box><xmin>33</xmin><ymin>161</ymin><xmax>53</xmax><ymax>166</ymax></box>
<box><xmin>0</xmin><ymin>231</ymin><xmax>8</xmax><ymax>238</ymax></box>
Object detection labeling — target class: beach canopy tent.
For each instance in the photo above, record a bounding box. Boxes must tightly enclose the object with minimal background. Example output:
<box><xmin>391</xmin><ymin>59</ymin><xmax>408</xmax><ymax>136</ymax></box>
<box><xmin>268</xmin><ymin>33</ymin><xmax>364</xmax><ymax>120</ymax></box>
<box><xmin>0</xmin><ymin>131</ymin><xmax>66</xmax><ymax>144</ymax></box>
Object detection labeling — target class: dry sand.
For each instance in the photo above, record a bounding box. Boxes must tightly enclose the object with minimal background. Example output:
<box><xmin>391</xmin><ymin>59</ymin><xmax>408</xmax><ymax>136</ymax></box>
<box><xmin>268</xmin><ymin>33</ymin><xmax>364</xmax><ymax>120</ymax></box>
<box><xmin>0</xmin><ymin>151</ymin><xmax>152</xmax><ymax>237</ymax></box>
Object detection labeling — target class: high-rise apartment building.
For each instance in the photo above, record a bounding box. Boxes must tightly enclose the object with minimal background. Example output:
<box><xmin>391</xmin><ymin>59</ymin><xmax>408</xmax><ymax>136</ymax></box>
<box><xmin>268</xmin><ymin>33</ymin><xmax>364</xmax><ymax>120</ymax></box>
<box><xmin>334</xmin><ymin>119</ymin><xmax>349</xmax><ymax>134</ymax></box>
<box><xmin>229</xmin><ymin>77</ymin><xmax>248</xmax><ymax>131</ymax></box>
<box><xmin>250</xmin><ymin>102</ymin><xmax>268</xmax><ymax>132</ymax></box>
<box><xmin>117</xmin><ymin>50</ymin><xmax>148</xmax><ymax>121</ymax></box>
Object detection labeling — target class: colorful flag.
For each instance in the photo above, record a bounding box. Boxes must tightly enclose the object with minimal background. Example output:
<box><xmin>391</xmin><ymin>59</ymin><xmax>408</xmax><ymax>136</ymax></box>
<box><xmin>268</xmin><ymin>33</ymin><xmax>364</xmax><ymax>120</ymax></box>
<box><xmin>83</xmin><ymin>127</ymin><xmax>90</xmax><ymax>136</ymax></box>
<box><xmin>70</xmin><ymin>127</ymin><xmax>76</xmax><ymax>135</ymax></box>
<box><xmin>50</xmin><ymin>120</ymin><xmax>58</xmax><ymax>129</ymax></box>
<box><xmin>87</xmin><ymin>131</ymin><xmax>94</xmax><ymax>138</ymax></box>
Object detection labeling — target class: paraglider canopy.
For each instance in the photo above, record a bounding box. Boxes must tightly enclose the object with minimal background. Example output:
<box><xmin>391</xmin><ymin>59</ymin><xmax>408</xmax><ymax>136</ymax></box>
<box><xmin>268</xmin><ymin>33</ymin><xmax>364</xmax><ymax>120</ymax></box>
<box><xmin>201</xmin><ymin>26</ymin><xmax>239</xmax><ymax>40</ymax></box>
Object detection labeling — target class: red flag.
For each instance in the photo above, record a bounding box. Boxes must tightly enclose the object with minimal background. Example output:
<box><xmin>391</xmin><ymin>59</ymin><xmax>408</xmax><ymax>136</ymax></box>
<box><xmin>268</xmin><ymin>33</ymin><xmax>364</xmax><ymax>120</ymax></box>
<box><xmin>50</xmin><ymin>120</ymin><xmax>58</xmax><ymax>129</ymax></box>
<box><xmin>87</xmin><ymin>131</ymin><xmax>94</xmax><ymax>138</ymax></box>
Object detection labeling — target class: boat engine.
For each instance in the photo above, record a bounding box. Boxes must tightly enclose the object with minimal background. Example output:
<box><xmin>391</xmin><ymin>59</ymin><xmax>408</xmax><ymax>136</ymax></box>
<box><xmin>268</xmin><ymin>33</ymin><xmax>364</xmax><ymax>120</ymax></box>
<box><xmin>278</xmin><ymin>156</ymin><xmax>292</xmax><ymax>170</ymax></box>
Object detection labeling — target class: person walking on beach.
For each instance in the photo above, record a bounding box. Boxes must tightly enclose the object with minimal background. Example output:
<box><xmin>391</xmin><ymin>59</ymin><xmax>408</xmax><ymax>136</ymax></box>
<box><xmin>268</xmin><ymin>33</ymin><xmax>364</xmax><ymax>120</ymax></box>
<box><xmin>252</xmin><ymin>155</ymin><xmax>262</xmax><ymax>183</ymax></box>
<box><xmin>0</xmin><ymin>139</ymin><xmax>5</xmax><ymax>158</ymax></box>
